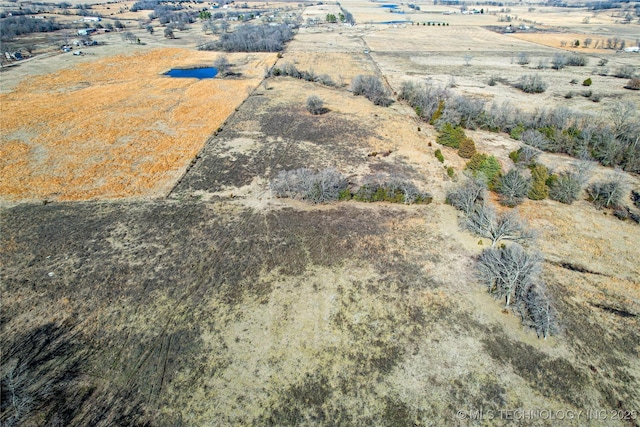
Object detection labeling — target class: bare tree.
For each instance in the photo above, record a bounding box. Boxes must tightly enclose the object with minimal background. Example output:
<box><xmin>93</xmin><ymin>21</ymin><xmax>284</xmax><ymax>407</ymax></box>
<box><xmin>122</xmin><ymin>31</ymin><xmax>137</xmax><ymax>44</ymax></box>
<box><xmin>498</xmin><ymin>168</ymin><xmax>531</xmax><ymax>206</ymax></box>
<box><xmin>513</xmin><ymin>144</ymin><xmax>540</xmax><ymax>165</ymax></box>
<box><xmin>213</xmin><ymin>54</ymin><xmax>231</xmax><ymax>76</ymax></box>
<box><xmin>586</xmin><ymin>170</ymin><xmax>626</xmax><ymax>208</ymax></box>
<box><xmin>524</xmin><ymin>281</ymin><xmax>558</xmax><ymax>339</ymax></box>
<box><xmin>551</xmin><ymin>53</ymin><xmax>567</xmax><ymax>70</ymax></box>
<box><xmin>464</xmin><ymin>203</ymin><xmax>535</xmax><ymax>247</ymax></box>
<box><xmin>477</xmin><ymin>243</ymin><xmax>542</xmax><ymax>306</ymax></box>
<box><xmin>270</xmin><ymin>168</ymin><xmax>347</xmax><ymax>203</ymax></box>
<box><xmin>446</xmin><ymin>176</ymin><xmax>486</xmax><ymax>215</ymax></box>
<box><xmin>549</xmin><ymin>171</ymin><xmax>581</xmax><ymax>204</ymax></box>
<box><xmin>608</xmin><ymin>101</ymin><xmax>638</xmax><ymax>142</ymax></box>
<box><xmin>351</xmin><ymin>75</ymin><xmax>392</xmax><ymax>106</ymax></box>
<box><xmin>516</xmin><ymin>51</ymin><xmax>530</xmax><ymax>65</ymax></box>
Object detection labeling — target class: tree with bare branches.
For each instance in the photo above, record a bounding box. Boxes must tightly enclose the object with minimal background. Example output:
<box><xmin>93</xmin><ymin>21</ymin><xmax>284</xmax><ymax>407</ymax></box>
<box><xmin>463</xmin><ymin>203</ymin><xmax>535</xmax><ymax>247</ymax></box>
<box><xmin>477</xmin><ymin>243</ymin><xmax>542</xmax><ymax>307</ymax></box>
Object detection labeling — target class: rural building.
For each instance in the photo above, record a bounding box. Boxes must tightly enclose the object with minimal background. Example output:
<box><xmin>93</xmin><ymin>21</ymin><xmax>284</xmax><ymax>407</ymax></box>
<box><xmin>83</xmin><ymin>16</ymin><xmax>101</xmax><ymax>22</ymax></box>
<box><xmin>77</xmin><ymin>28</ymin><xmax>97</xmax><ymax>36</ymax></box>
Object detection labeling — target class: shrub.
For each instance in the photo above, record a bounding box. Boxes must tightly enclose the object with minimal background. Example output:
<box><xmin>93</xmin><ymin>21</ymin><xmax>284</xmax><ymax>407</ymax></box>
<box><xmin>465</xmin><ymin>153</ymin><xmax>502</xmax><ymax>184</ymax></box>
<box><xmin>516</xmin><ymin>51</ymin><xmax>530</xmax><ymax>65</ymax></box>
<box><xmin>434</xmin><ymin>149</ymin><xmax>445</xmax><ymax>163</ymax></box>
<box><xmin>352</xmin><ymin>176</ymin><xmax>432</xmax><ymax>204</ymax></box>
<box><xmin>447</xmin><ymin>166</ymin><xmax>455</xmax><ymax>178</ymax></box>
<box><xmin>510</xmin><ymin>124</ymin><xmax>525</xmax><ymax>140</ymax></box>
<box><xmin>614</xmin><ymin>65</ymin><xmax>637</xmax><ymax>79</ymax></box>
<box><xmin>551</xmin><ymin>54</ymin><xmax>567</xmax><ymax>70</ymax></box>
<box><xmin>515</xmin><ymin>74</ymin><xmax>547</xmax><ymax>93</ymax></box>
<box><xmin>446</xmin><ymin>176</ymin><xmax>486</xmax><ymax>215</ymax></box>
<box><xmin>528</xmin><ymin>164</ymin><xmax>550</xmax><ymax>200</ymax></box>
<box><xmin>498</xmin><ymin>168</ymin><xmax>531</xmax><ymax>206</ymax></box>
<box><xmin>624</xmin><ymin>77</ymin><xmax>640</xmax><ymax>90</ymax></box>
<box><xmin>566</xmin><ymin>54</ymin><xmax>587</xmax><ymax>66</ymax></box>
<box><xmin>549</xmin><ymin>172</ymin><xmax>581</xmax><ymax>204</ymax></box>
<box><xmin>458</xmin><ymin>136</ymin><xmax>477</xmax><ymax>158</ymax></box>
<box><xmin>351</xmin><ymin>75</ymin><xmax>392</xmax><ymax>106</ymax></box>
<box><xmin>270</xmin><ymin>168</ymin><xmax>347</xmax><ymax>203</ymax></box>
<box><xmin>430</xmin><ymin>99</ymin><xmax>445</xmax><ymax>124</ymax></box>
<box><xmin>306</xmin><ymin>95</ymin><xmax>324</xmax><ymax>115</ymax></box>
<box><xmin>586</xmin><ymin>178</ymin><xmax>625</xmax><ymax>208</ymax></box>
<box><xmin>511</xmin><ymin>145</ymin><xmax>540</xmax><ymax>166</ymax></box>
<box><xmin>582</xmin><ymin>78</ymin><xmax>592</xmax><ymax>86</ymax></box>
<box><xmin>437</xmin><ymin>123</ymin><xmax>466</xmax><ymax>148</ymax></box>
<box><xmin>509</xmin><ymin>150</ymin><xmax>520</xmax><ymax>163</ymax></box>
<box><xmin>632</xmin><ymin>190</ymin><xmax>640</xmax><ymax>209</ymax></box>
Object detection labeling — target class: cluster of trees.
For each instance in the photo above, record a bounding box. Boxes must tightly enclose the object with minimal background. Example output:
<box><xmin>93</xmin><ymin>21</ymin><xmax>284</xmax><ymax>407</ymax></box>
<box><xmin>270</xmin><ymin>169</ymin><xmax>431</xmax><ymax>205</ymax></box>
<box><xmin>400</xmin><ymin>80</ymin><xmax>640</xmax><ymax>173</ymax></box>
<box><xmin>269</xmin><ymin>62</ymin><xmax>335</xmax><ymax>87</ymax></box>
<box><xmin>447</xmin><ymin>177</ymin><xmax>557</xmax><ymax>338</ymax></box>
<box><xmin>270</xmin><ymin>168</ymin><xmax>348</xmax><ymax>203</ymax></box>
<box><xmin>151</xmin><ymin>8</ymin><xmax>197</xmax><ymax>27</ymax></box>
<box><xmin>0</xmin><ymin>16</ymin><xmax>65</xmax><ymax>40</ymax></box>
<box><xmin>347</xmin><ymin>174</ymin><xmax>432</xmax><ymax>204</ymax></box>
<box><xmin>351</xmin><ymin>75</ymin><xmax>393</xmax><ymax>106</ymax></box>
<box><xmin>200</xmin><ymin>23</ymin><xmax>293</xmax><ymax>52</ymax></box>
<box><xmin>202</xmin><ymin>18</ymin><xmax>229</xmax><ymax>35</ymax></box>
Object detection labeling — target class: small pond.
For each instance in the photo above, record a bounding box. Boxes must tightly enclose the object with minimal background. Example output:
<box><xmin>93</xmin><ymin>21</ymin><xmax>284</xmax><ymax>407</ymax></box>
<box><xmin>165</xmin><ymin>67</ymin><xmax>218</xmax><ymax>79</ymax></box>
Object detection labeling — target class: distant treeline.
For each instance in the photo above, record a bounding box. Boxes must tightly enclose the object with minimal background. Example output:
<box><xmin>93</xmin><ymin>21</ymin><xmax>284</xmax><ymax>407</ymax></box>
<box><xmin>200</xmin><ymin>23</ymin><xmax>294</xmax><ymax>52</ymax></box>
<box><xmin>1</xmin><ymin>16</ymin><xmax>65</xmax><ymax>40</ymax></box>
<box><xmin>131</xmin><ymin>0</ymin><xmax>182</xmax><ymax>12</ymax></box>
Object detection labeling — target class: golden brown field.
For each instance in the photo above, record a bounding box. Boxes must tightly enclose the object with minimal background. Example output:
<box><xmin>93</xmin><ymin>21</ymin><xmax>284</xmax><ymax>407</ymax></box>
<box><xmin>0</xmin><ymin>48</ymin><xmax>275</xmax><ymax>202</ymax></box>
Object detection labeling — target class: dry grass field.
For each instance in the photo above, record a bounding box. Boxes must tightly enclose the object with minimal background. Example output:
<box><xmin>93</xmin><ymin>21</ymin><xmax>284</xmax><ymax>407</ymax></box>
<box><xmin>1</xmin><ymin>0</ymin><xmax>640</xmax><ymax>425</ymax></box>
<box><xmin>0</xmin><ymin>48</ymin><xmax>275</xmax><ymax>202</ymax></box>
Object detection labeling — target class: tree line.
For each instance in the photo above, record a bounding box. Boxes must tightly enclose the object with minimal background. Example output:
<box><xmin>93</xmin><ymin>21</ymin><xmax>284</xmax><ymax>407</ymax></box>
<box><xmin>1</xmin><ymin>16</ymin><xmax>65</xmax><ymax>40</ymax></box>
<box><xmin>400</xmin><ymin>81</ymin><xmax>640</xmax><ymax>173</ymax></box>
<box><xmin>199</xmin><ymin>23</ymin><xmax>294</xmax><ymax>52</ymax></box>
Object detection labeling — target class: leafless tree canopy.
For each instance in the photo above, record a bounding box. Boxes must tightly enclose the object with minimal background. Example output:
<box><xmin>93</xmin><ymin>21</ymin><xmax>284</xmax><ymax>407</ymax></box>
<box><xmin>587</xmin><ymin>172</ymin><xmax>626</xmax><ymax>209</ymax></box>
<box><xmin>524</xmin><ymin>281</ymin><xmax>558</xmax><ymax>339</ymax></box>
<box><xmin>270</xmin><ymin>168</ymin><xmax>347</xmax><ymax>203</ymax></box>
<box><xmin>477</xmin><ymin>243</ymin><xmax>542</xmax><ymax>307</ymax></box>
<box><xmin>463</xmin><ymin>203</ymin><xmax>535</xmax><ymax>247</ymax></box>
<box><xmin>498</xmin><ymin>169</ymin><xmax>531</xmax><ymax>207</ymax></box>
<box><xmin>446</xmin><ymin>176</ymin><xmax>486</xmax><ymax>216</ymax></box>
<box><xmin>351</xmin><ymin>75</ymin><xmax>392</xmax><ymax>106</ymax></box>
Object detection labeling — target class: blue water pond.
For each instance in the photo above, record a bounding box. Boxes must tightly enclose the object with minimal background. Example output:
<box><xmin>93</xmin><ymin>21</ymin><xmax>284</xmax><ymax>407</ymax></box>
<box><xmin>165</xmin><ymin>67</ymin><xmax>218</xmax><ymax>79</ymax></box>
